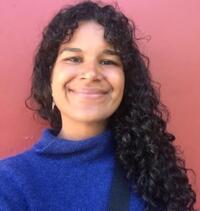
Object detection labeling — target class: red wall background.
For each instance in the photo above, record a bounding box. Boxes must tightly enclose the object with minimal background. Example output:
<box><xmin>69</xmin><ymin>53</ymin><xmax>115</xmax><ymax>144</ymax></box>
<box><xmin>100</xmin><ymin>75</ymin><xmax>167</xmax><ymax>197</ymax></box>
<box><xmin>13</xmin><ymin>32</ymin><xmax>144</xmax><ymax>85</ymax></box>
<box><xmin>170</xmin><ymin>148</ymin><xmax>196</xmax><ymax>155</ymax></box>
<box><xmin>0</xmin><ymin>0</ymin><xmax>199</xmax><ymax>208</ymax></box>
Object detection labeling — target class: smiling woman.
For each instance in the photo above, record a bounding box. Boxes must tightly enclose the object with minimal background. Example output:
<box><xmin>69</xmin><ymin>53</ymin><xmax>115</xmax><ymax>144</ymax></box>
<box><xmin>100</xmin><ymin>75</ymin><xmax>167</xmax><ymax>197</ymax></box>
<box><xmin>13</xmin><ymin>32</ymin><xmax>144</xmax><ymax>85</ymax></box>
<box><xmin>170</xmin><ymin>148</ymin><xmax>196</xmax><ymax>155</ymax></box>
<box><xmin>0</xmin><ymin>1</ymin><xmax>196</xmax><ymax>211</ymax></box>
<box><xmin>51</xmin><ymin>21</ymin><xmax>125</xmax><ymax>140</ymax></box>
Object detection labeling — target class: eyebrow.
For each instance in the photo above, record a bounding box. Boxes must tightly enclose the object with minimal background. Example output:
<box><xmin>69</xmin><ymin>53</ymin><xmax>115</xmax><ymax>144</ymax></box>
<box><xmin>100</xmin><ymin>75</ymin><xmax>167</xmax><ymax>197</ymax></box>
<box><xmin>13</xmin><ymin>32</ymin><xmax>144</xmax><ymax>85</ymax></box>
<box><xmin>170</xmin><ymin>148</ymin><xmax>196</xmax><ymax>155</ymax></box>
<box><xmin>102</xmin><ymin>49</ymin><xmax>119</xmax><ymax>56</ymax></box>
<box><xmin>59</xmin><ymin>47</ymin><xmax>82</xmax><ymax>55</ymax></box>
<box><xmin>58</xmin><ymin>47</ymin><xmax>119</xmax><ymax>56</ymax></box>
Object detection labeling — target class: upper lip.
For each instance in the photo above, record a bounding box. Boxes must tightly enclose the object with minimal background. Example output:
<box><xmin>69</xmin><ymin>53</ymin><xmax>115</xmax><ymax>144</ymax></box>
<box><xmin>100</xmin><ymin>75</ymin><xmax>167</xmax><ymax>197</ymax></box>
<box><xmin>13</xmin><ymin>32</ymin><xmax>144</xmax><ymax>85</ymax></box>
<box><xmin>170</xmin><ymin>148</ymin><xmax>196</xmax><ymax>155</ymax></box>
<box><xmin>68</xmin><ymin>88</ymin><xmax>109</xmax><ymax>94</ymax></box>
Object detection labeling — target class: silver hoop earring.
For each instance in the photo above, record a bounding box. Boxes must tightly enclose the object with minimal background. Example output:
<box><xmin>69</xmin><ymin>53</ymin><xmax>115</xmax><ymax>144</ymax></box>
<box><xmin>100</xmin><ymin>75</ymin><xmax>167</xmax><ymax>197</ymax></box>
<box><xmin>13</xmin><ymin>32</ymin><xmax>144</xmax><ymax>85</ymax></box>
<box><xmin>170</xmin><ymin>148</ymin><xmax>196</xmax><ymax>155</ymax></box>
<box><xmin>52</xmin><ymin>101</ymin><xmax>55</xmax><ymax>110</ymax></box>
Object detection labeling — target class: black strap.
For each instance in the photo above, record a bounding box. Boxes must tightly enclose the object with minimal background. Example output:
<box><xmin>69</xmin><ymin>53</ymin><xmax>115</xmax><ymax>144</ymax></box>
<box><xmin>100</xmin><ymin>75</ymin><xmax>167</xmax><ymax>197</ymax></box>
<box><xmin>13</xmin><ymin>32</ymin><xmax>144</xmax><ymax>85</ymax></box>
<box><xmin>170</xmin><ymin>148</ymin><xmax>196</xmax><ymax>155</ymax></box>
<box><xmin>108</xmin><ymin>162</ymin><xmax>131</xmax><ymax>211</ymax></box>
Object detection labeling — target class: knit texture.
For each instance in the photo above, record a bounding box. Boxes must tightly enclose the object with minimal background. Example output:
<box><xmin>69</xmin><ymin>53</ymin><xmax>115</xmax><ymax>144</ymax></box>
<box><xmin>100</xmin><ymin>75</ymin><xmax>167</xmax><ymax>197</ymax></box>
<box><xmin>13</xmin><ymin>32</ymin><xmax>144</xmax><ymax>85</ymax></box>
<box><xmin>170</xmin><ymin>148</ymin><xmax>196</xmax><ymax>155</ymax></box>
<box><xmin>0</xmin><ymin>129</ymin><xmax>146</xmax><ymax>211</ymax></box>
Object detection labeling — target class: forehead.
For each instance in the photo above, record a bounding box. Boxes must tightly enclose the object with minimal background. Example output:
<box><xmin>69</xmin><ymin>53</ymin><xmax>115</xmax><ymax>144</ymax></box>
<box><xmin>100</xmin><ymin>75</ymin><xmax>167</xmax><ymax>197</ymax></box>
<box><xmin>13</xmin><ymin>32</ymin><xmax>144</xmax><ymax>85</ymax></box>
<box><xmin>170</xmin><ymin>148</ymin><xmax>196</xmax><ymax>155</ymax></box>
<box><xmin>74</xmin><ymin>20</ymin><xmax>104</xmax><ymax>37</ymax></box>
<box><xmin>59</xmin><ymin>20</ymin><xmax>114</xmax><ymax>52</ymax></box>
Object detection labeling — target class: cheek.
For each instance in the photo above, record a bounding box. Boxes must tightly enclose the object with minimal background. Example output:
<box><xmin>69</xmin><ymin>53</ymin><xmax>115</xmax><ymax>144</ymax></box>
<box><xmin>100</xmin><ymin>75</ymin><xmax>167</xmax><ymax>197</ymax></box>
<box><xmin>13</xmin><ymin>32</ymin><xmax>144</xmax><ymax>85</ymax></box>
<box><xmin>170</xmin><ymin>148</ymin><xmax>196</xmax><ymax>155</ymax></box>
<box><xmin>107</xmin><ymin>70</ymin><xmax>125</xmax><ymax>95</ymax></box>
<box><xmin>51</xmin><ymin>65</ymin><xmax>77</xmax><ymax>88</ymax></box>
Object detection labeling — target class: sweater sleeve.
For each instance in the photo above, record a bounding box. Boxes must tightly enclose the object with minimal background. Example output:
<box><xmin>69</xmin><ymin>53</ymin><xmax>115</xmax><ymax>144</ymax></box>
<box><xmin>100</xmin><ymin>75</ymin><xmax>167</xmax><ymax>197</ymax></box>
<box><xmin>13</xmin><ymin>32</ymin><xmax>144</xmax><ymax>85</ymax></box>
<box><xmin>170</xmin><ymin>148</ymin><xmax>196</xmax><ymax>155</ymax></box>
<box><xmin>0</xmin><ymin>162</ymin><xmax>28</xmax><ymax>211</ymax></box>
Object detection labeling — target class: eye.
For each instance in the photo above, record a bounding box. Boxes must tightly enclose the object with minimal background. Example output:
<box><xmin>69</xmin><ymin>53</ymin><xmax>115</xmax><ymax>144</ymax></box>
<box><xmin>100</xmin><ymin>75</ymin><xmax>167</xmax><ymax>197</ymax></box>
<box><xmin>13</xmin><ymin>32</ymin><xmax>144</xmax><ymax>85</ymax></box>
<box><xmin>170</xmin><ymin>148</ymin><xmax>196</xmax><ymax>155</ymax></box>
<box><xmin>63</xmin><ymin>56</ymin><xmax>82</xmax><ymax>63</ymax></box>
<box><xmin>100</xmin><ymin>59</ymin><xmax>118</xmax><ymax>66</ymax></box>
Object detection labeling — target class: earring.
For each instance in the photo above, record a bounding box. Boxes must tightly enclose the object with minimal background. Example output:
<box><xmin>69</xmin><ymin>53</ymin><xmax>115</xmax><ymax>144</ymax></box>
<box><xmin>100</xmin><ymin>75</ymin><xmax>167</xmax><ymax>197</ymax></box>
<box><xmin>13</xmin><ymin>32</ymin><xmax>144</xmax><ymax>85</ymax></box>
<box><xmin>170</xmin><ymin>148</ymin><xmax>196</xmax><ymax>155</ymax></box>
<box><xmin>52</xmin><ymin>101</ymin><xmax>55</xmax><ymax>110</ymax></box>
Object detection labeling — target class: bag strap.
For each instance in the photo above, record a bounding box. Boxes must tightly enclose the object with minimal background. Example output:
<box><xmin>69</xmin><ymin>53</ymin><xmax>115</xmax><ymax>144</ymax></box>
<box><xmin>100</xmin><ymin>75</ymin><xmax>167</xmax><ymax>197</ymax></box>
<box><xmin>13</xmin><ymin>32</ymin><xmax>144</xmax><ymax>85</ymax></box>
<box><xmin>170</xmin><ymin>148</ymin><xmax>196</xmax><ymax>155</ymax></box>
<box><xmin>108</xmin><ymin>162</ymin><xmax>131</xmax><ymax>211</ymax></box>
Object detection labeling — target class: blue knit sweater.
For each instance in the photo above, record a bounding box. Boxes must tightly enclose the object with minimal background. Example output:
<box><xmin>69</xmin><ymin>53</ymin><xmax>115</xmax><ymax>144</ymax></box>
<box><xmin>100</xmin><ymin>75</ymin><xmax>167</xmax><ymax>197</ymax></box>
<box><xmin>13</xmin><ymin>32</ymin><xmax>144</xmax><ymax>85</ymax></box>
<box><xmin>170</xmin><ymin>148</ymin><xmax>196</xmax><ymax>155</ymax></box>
<box><xmin>0</xmin><ymin>129</ymin><xmax>146</xmax><ymax>211</ymax></box>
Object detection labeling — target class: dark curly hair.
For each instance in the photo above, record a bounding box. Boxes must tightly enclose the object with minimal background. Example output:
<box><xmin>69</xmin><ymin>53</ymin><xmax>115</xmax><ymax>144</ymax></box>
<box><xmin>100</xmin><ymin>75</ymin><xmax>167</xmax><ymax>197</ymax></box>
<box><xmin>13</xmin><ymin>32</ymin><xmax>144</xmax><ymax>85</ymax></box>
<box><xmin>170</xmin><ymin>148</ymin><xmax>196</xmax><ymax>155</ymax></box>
<box><xmin>25</xmin><ymin>1</ymin><xmax>196</xmax><ymax>210</ymax></box>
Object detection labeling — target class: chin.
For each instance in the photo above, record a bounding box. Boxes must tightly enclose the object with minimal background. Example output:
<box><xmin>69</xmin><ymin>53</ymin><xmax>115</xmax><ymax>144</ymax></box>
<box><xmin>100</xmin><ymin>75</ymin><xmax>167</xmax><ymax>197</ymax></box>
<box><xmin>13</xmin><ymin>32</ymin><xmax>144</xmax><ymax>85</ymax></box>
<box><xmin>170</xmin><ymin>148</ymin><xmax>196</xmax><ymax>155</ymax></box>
<box><xmin>72</xmin><ymin>112</ymin><xmax>110</xmax><ymax>123</ymax></box>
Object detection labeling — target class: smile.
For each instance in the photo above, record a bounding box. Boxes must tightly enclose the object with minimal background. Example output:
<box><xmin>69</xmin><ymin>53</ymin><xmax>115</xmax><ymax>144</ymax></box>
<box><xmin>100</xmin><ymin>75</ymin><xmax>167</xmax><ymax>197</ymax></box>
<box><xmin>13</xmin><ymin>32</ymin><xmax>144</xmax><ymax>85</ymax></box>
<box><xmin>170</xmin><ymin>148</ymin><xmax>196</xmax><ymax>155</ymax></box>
<box><xmin>68</xmin><ymin>88</ymin><xmax>109</xmax><ymax>99</ymax></box>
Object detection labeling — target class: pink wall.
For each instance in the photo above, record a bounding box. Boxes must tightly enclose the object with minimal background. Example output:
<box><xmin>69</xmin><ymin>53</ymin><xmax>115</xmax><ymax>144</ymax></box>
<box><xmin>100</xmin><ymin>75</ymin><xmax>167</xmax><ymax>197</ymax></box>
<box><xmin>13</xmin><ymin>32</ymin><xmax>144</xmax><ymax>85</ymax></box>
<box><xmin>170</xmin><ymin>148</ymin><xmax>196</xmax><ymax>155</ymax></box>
<box><xmin>0</xmin><ymin>0</ymin><xmax>199</xmax><ymax>208</ymax></box>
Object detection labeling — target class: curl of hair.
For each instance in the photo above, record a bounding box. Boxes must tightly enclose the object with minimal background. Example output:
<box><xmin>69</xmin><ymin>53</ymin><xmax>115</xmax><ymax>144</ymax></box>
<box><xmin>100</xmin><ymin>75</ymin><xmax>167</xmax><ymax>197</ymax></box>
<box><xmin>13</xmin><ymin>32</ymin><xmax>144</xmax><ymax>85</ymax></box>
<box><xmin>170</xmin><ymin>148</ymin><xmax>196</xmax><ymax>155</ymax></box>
<box><xmin>25</xmin><ymin>1</ymin><xmax>196</xmax><ymax>210</ymax></box>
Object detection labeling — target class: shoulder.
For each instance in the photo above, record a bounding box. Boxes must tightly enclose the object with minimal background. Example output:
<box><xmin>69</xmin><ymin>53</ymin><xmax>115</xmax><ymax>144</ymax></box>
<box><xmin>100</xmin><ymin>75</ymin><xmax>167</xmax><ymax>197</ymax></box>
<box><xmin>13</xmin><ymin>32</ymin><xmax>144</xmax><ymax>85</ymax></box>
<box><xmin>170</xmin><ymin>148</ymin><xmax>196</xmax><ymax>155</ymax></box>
<box><xmin>0</xmin><ymin>129</ymin><xmax>48</xmax><ymax>176</ymax></box>
<box><xmin>0</xmin><ymin>149</ymin><xmax>32</xmax><ymax>170</ymax></box>
<box><xmin>0</xmin><ymin>149</ymin><xmax>34</xmax><ymax>183</ymax></box>
<box><xmin>0</xmin><ymin>127</ymin><xmax>56</xmax><ymax>178</ymax></box>
<box><xmin>0</xmin><ymin>146</ymin><xmax>40</xmax><ymax>189</ymax></box>
<box><xmin>0</xmin><ymin>151</ymin><xmax>33</xmax><ymax>210</ymax></box>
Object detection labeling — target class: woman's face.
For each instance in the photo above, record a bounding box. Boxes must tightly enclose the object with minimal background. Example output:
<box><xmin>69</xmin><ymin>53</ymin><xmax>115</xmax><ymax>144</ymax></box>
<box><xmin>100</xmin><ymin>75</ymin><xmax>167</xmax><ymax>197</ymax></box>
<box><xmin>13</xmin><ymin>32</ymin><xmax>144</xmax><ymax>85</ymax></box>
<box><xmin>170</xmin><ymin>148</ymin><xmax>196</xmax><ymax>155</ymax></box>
<box><xmin>51</xmin><ymin>21</ymin><xmax>125</xmax><ymax>132</ymax></box>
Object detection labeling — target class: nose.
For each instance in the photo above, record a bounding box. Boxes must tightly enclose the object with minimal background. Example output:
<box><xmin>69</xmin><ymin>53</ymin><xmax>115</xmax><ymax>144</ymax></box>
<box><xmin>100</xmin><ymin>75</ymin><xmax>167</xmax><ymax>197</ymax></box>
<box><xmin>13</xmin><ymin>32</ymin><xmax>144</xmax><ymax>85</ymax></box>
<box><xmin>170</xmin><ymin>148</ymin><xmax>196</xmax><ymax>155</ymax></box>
<box><xmin>79</xmin><ymin>62</ymin><xmax>103</xmax><ymax>81</ymax></box>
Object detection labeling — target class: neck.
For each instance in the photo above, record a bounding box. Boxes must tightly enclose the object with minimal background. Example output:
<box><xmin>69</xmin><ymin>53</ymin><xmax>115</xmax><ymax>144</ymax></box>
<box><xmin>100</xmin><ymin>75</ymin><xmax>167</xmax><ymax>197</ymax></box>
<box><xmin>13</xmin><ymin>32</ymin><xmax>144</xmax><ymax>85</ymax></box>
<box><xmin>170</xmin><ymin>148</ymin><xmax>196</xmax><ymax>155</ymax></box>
<box><xmin>58</xmin><ymin>119</ymin><xmax>107</xmax><ymax>141</ymax></box>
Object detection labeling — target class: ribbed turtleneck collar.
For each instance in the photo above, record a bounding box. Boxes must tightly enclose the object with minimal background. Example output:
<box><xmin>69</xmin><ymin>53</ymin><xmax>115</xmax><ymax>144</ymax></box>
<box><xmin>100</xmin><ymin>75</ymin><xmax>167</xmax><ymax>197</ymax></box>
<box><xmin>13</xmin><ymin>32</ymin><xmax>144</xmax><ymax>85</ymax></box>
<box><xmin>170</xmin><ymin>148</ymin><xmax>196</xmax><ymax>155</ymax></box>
<box><xmin>33</xmin><ymin>128</ymin><xmax>115</xmax><ymax>156</ymax></box>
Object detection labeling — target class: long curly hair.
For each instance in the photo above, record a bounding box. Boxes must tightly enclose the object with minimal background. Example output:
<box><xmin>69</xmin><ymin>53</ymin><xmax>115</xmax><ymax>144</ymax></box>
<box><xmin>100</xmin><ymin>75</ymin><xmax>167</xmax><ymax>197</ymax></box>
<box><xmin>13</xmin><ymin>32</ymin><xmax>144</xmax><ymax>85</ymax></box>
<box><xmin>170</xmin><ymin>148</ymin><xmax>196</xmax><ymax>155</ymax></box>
<box><xmin>25</xmin><ymin>1</ymin><xmax>196</xmax><ymax>210</ymax></box>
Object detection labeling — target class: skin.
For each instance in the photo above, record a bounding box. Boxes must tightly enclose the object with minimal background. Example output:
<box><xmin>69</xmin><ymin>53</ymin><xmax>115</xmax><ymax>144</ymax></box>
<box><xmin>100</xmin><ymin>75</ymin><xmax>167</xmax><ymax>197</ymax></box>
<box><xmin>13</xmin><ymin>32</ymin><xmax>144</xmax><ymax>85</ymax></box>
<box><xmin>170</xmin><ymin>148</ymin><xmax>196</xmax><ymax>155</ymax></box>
<box><xmin>51</xmin><ymin>21</ymin><xmax>125</xmax><ymax>140</ymax></box>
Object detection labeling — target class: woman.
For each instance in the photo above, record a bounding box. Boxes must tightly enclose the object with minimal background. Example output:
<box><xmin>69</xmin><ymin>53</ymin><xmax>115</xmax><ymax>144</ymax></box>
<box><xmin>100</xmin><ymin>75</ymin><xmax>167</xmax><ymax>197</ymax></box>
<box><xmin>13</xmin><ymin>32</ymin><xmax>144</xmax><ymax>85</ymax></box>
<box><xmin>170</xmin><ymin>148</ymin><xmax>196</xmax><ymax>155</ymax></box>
<box><xmin>0</xmin><ymin>1</ymin><xmax>196</xmax><ymax>210</ymax></box>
